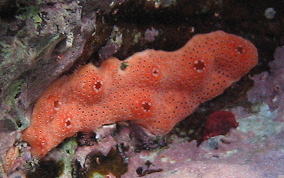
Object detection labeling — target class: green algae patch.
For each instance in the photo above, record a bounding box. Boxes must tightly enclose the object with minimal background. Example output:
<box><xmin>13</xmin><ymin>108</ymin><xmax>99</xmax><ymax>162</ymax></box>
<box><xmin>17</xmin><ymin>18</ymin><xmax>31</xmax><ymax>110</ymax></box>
<box><xmin>4</xmin><ymin>80</ymin><xmax>24</xmax><ymax>106</ymax></box>
<box><xmin>85</xmin><ymin>148</ymin><xmax>128</xmax><ymax>178</ymax></box>
<box><xmin>26</xmin><ymin>138</ymin><xmax>77</xmax><ymax>178</ymax></box>
<box><xmin>26</xmin><ymin>160</ymin><xmax>63</xmax><ymax>178</ymax></box>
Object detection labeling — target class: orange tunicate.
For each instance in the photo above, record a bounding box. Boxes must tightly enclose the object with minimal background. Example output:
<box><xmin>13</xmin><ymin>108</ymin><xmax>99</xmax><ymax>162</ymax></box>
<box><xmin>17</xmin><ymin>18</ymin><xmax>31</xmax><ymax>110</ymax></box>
<box><xmin>22</xmin><ymin>31</ymin><xmax>258</xmax><ymax>158</ymax></box>
<box><xmin>3</xmin><ymin>146</ymin><xmax>20</xmax><ymax>173</ymax></box>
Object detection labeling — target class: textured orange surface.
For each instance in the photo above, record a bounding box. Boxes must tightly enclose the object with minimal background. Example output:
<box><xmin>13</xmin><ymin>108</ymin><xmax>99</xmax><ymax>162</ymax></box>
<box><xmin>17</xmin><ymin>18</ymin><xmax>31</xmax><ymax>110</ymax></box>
<box><xmin>22</xmin><ymin>31</ymin><xmax>258</xmax><ymax>157</ymax></box>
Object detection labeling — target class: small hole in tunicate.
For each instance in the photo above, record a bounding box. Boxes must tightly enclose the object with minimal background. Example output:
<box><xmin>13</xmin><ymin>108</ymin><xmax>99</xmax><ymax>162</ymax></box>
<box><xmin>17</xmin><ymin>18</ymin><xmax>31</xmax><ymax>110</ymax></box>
<box><xmin>193</xmin><ymin>60</ymin><xmax>206</xmax><ymax>72</ymax></box>
<box><xmin>94</xmin><ymin>81</ymin><xmax>102</xmax><ymax>91</ymax></box>
<box><xmin>142</xmin><ymin>102</ymin><xmax>151</xmax><ymax>111</ymax></box>
<box><xmin>54</xmin><ymin>100</ymin><xmax>61</xmax><ymax>109</ymax></box>
<box><xmin>235</xmin><ymin>46</ymin><xmax>244</xmax><ymax>54</ymax></box>
<box><xmin>66</xmin><ymin>119</ymin><xmax>71</xmax><ymax>127</ymax></box>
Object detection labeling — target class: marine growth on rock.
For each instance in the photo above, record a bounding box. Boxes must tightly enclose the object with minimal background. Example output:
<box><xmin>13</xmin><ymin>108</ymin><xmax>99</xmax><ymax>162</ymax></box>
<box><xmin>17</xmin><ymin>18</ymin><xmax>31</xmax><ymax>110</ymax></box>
<box><xmin>22</xmin><ymin>31</ymin><xmax>258</xmax><ymax>158</ymax></box>
<box><xmin>202</xmin><ymin>111</ymin><xmax>239</xmax><ymax>141</ymax></box>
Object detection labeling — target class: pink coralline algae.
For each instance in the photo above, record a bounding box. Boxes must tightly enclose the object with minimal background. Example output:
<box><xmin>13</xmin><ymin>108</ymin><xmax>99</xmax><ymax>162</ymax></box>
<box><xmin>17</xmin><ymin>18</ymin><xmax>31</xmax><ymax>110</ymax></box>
<box><xmin>247</xmin><ymin>46</ymin><xmax>284</xmax><ymax>111</ymax></box>
<box><xmin>22</xmin><ymin>31</ymin><xmax>258</xmax><ymax>158</ymax></box>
